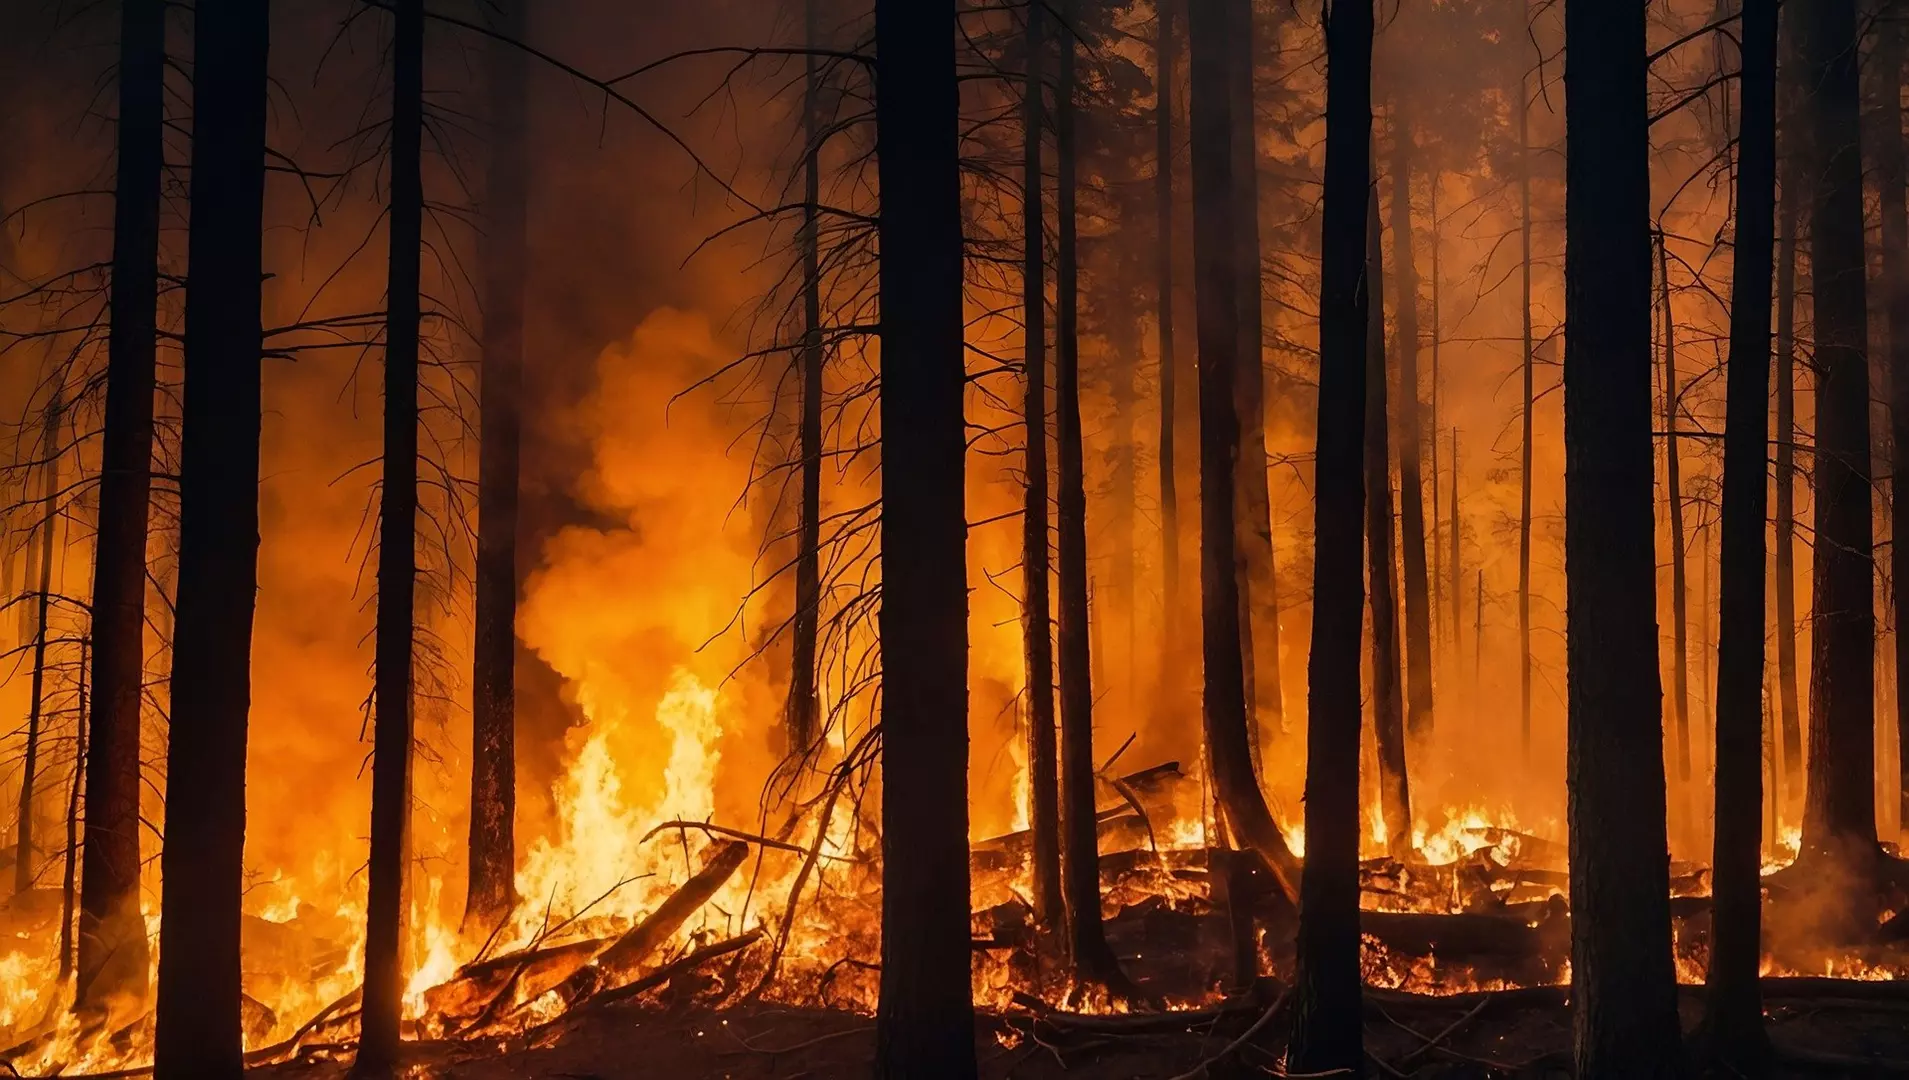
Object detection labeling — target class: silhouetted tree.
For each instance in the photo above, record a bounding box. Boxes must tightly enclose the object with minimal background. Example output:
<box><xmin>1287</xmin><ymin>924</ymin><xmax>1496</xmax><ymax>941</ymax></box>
<box><xmin>1287</xmin><ymin>0</ymin><xmax>1371</xmax><ymax>1070</ymax></box>
<box><xmin>16</xmin><ymin>396</ymin><xmax>60</xmax><ymax>897</ymax></box>
<box><xmin>787</xmin><ymin>0</ymin><xmax>826</xmax><ymax>761</ymax></box>
<box><xmin>1366</xmin><ymin>183</ymin><xmax>1408</xmax><ymax>858</ymax></box>
<box><xmin>1155</xmin><ymin>0</ymin><xmax>1180</xmax><ymax>719</ymax></box>
<box><xmin>1878</xmin><ymin>0</ymin><xmax>1909</xmax><ymax>834</ymax></box>
<box><xmin>1387</xmin><ymin>103</ymin><xmax>1432</xmax><ymax>749</ymax></box>
<box><xmin>1514</xmin><ymin>0</ymin><xmax>1534</xmax><ymax>761</ymax></box>
<box><xmin>872</xmin><ymin>0</ymin><xmax>976</xmax><ymax>1074</ymax></box>
<box><xmin>1659</xmin><ymin>231</ymin><xmax>1692</xmax><ymax>804</ymax></box>
<box><xmin>151</xmin><ymin>1</ymin><xmax>269</xmax><ymax>1075</ymax></box>
<box><xmin>1772</xmin><ymin>10</ymin><xmax>1804</xmax><ymax>814</ymax></box>
<box><xmin>1560</xmin><ymin>2</ymin><xmax>1682</xmax><ymax>1075</ymax></box>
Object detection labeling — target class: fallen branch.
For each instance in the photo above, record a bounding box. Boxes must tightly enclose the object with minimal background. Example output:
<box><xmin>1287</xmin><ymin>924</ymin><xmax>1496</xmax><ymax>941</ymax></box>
<box><xmin>1163</xmin><ymin>986</ymin><xmax>1292</xmax><ymax>1080</ymax></box>
<box><xmin>585</xmin><ymin>927</ymin><xmax>767</xmax><ymax>1009</ymax></box>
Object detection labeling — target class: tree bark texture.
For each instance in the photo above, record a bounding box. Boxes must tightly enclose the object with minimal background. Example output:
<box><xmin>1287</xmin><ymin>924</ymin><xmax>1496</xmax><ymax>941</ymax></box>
<box><xmin>1388</xmin><ymin>105</ymin><xmax>1433</xmax><ymax>748</ymax></box>
<box><xmin>1366</xmin><ymin>183</ymin><xmax>1410</xmax><ymax>858</ymax></box>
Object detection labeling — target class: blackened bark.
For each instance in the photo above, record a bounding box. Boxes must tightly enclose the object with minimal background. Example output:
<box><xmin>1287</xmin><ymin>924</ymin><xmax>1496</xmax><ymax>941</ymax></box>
<box><xmin>78</xmin><ymin>0</ymin><xmax>162</xmax><ymax>1007</ymax></box>
<box><xmin>789</xmin><ymin>0</ymin><xmax>825</xmax><ymax>761</ymax></box>
<box><xmin>1660</xmin><ymin>233</ymin><xmax>1693</xmax><ymax>797</ymax></box>
<box><xmin>1023</xmin><ymin>0</ymin><xmax>1062</xmax><ymax>930</ymax></box>
<box><xmin>1288</xmin><ymin>0</ymin><xmax>1371</xmax><ymax>1071</ymax></box>
<box><xmin>466</xmin><ymin>0</ymin><xmax>526</xmax><ymax>935</ymax></box>
<box><xmin>872</xmin><ymin>1</ymin><xmax>976</xmax><ymax>1074</ymax></box>
<box><xmin>1366</xmin><ymin>184</ymin><xmax>1410</xmax><ymax>858</ymax></box>
<box><xmin>1185</xmin><ymin>0</ymin><xmax>1301</xmax><ymax>902</ymax></box>
<box><xmin>1449</xmin><ymin>428</ymin><xmax>1461</xmax><ymax>674</ymax></box>
<box><xmin>1561</xmin><ymin>3</ymin><xmax>1683</xmax><ymax>1075</ymax></box>
<box><xmin>1703</xmin><ymin>0</ymin><xmax>1776</xmax><ymax>1066</ymax></box>
<box><xmin>1155</xmin><ymin>0</ymin><xmax>1180</xmax><ymax>713</ymax></box>
<box><xmin>1226</xmin><ymin>0</ymin><xmax>1284</xmax><ymax>742</ymax></box>
<box><xmin>58</xmin><ymin>639</ymin><xmax>85</xmax><ymax>981</ymax></box>
<box><xmin>1798</xmin><ymin>0</ymin><xmax>1877</xmax><ymax>864</ymax></box>
<box><xmin>1774</xmin><ymin>11</ymin><xmax>1804</xmax><ymax>814</ymax></box>
<box><xmin>151</xmin><ymin>2</ymin><xmax>269</xmax><ymax>1076</ymax></box>
<box><xmin>359</xmin><ymin>0</ymin><xmax>424</xmax><ymax>1067</ymax></box>
<box><xmin>1516</xmin><ymin>31</ymin><xmax>1535</xmax><ymax>762</ymax></box>
<box><xmin>1879</xmin><ymin>2</ymin><xmax>1909</xmax><ymax>836</ymax></box>
<box><xmin>16</xmin><ymin>400</ymin><xmax>59</xmax><ymax>897</ymax></box>
<box><xmin>1055</xmin><ymin>0</ymin><xmax>1122</xmax><ymax>983</ymax></box>
<box><xmin>1388</xmin><ymin>107</ymin><xmax>1433</xmax><ymax>748</ymax></box>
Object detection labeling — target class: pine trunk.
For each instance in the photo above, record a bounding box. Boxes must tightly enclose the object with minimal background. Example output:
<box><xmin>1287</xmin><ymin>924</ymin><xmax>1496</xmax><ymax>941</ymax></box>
<box><xmin>1366</xmin><ymin>184</ymin><xmax>1410</xmax><ymax>858</ymax></box>
<box><xmin>1155</xmin><ymin>0</ymin><xmax>1180</xmax><ymax>719</ymax></box>
<box><xmin>872</xmin><ymin>1</ymin><xmax>976</xmax><ymax>1074</ymax></box>
<box><xmin>1879</xmin><ymin>0</ymin><xmax>1909</xmax><ymax>838</ymax></box>
<box><xmin>1799</xmin><ymin>0</ymin><xmax>1877</xmax><ymax>866</ymax></box>
<box><xmin>1561</xmin><ymin>3</ymin><xmax>1683</xmax><ymax>1075</ymax></box>
<box><xmin>1516</xmin><ymin>26</ymin><xmax>1535</xmax><ymax>762</ymax></box>
<box><xmin>1661</xmin><ymin>234</ymin><xmax>1693</xmax><ymax>799</ymax></box>
<box><xmin>16</xmin><ymin>400</ymin><xmax>59</xmax><ymax>897</ymax></box>
<box><xmin>788</xmin><ymin>0</ymin><xmax>825</xmax><ymax>761</ymax></box>
<box><xmin>466</xmin><ymin>0</ymin><xmax>526</xmax><ymax>935</ymax></box>
<box><xmin>1773</xmin><ymin>9</ymin><xmax>1804</xmax><ymax>816</ymax></box>
<box><xmin>1388</xmin><ymin>107</ymin><xmax>1433</xmax><ymax>748</ymax></box>
<box><xmin>151</xmin><ymin>2</ymin><xmax>269</xmax><ymax>1075</ymax></box>
<box><xmin>359</xmin><ymin>0</ymin><xmax>424</xmax><ymax>1066</ymax></box>
<box><xmin>1287</xmin><ymin>0</ymin><xmax>1371</xmax><ymax>1070</ymax></box>
<box><xmin>1703</xmin><ymin>0</ymin><xmax>1776</xmax><ymax>1065</ymax></box>
<box><xmin>78</xmin><ymin>0</ymin><xmax>163</xmax><ymax>1007</ymax></box>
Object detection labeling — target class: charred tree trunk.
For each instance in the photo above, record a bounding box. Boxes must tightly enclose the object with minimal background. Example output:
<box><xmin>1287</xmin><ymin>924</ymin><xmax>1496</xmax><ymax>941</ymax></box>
<box><xmin>1774</xmin><ymin>11</ymin><xmax>1804</xmax><ymax>816</ymax></box>
<box><xmin>1449</xmin><ymin>428</ymin><xmax>1461</xmax><ymax>675</ymax></box>
<box><xmin>1799</xmin><ymin>0</ymin><xmax>1877</xmax><ymax>867</ymax></box>
<box><xmin>1227</xmin><ymin>0</ymin><xmax>1283</xmax><ymax>743</ymax></box>
<box><xmin>1703</xmin><ymin>0</ymin><xmax>1777</xmax><ymax>1066</ymax></box>
<box><xmin>58</xmin><ymin>638</ymin><xmax>86</xmax><ymax>981</ymax></box>
<box><xmin>359</xmin><ymin>0</ymin><xmax>424</xmax><ymax>1067</ymax></box>
<box><xmin>1516</xmin><ymin>27</ymin><xmax>1535</xmax><ymax>763</ymax></box>
<box><xmin>151</xmin><ymin>2</ymin><xmax>269</xmax><ymax>1076</ymax></box>
<box><xmin>1660</xmin><ymin>233</ymin><xmax>1693</xmax><ymax>799</ymax></box>
<box><xmin>78</xmin><ymin>0</ymin><xmax>163</xmax><ymax>1007</ymax></box>
<box><xmin>1880</xmin><ymin>0</ymin><xmax>1909</xmax><ymax>837</ymax></box>
<box><xmin>1287</xmin><ymin>0</ymin><xmax>1371</xmax><ymax>1070</ymax></box>
<box><xmin>1561</xmin><ymin>3</ymin><xmax>1683</xmax><ymax>1075</ymax></box>
<box><xmin>17</xmin><ymin>398</ymin><xmax>59</xmax><ymax>897</ymax></box>
<box><xmin>788</xmin><ymin>0</ymin><xmax>826</xmax><ymax>762</ymax></box>
<box><xmin>1155</xmin><ymin>0</ymin><xmax>1180</xmax><ymax>716</ymax></box>
<box><xmin>1186</xmin><ymin>0</ymin><xmax>1301</xmax><ymax>901</ymax></box>
<box><xmin>1055</xmin><ymin>0</ymin><xmax>1123</xmax><ymax>984</ymax></box>
<box><xmin>1367</xmin><ymin>184</ymin><xmax>1410</xmax><ymax>858</ymax></box>
<box><xmin>872</xmin><ymin>1</ymin><xmax>976</xmax><ymax>1074</ymax></box>
<box><xmin>1388</xmin><ymin>105</ymin><xmax>1433</xmax><ymax>748</ymax></box>
<box><xmin>1022</xmin><ymin>0</ymin><xmax>1063</xmax><ymax>931</ymax></box>
<box><xmin>466</xmin><ymin>0</ymin><xmax>526</xmax><ymax>936</ymax></box>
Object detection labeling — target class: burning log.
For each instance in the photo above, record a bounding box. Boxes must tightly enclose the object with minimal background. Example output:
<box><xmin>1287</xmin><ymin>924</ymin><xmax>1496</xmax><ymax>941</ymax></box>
<box><xmin>549</xmin><ymin>839</ymin><xmax>750</xmax><ymax>1009</ymax></box>
<box><xmin>422</xmin><ymin>936</ymin><xmax>609</xmax><ymax>1027</ymax></box>
<box><xmin>585</xmin><ymin>927</ymin><xmax>766</xmax><ymax>1009</ymax></box>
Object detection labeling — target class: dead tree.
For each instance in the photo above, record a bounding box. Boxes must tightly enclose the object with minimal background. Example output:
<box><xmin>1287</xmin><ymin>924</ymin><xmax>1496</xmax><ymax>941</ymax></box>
<box><xmin>1515</xmin><ymin>5</ymin><xmax>1535</xmax><ymax>762</ymax></box>
<box><xmin>1561</xmin><ymin>2</ymin><xmax>1683</xmax><ymax>1075</ymax></box>
<box><xmin>1021</xmin><ymin>0</ymin><xmax>1062</xmax><ymax>930</ymax></box>
<box><xmin>1798</xmin><ymin>0</ymin><xmax>1877</xmax><ymax>870</ymax></box>
<box><xmin>359</xmin><ymin>0</ymin><xmax>425</xmax><ymax>1068</ymax></box>
<box><xmin>1703</xmin><ymin>0</ymin><xmax>1776</xmax><ymax>1068</ymax></box>
<box><xmin>1773</xmin><ymin>10</ymin><xmax>1803</xmax><ymax>815</ymax></box>
<box><xmin>1366</xmin><ymin>183</ymin><xmax>1409</xmax><ymax>858</ymax></box>
<box><xmin>1185</xmin><ymin>0</ymin><xmax>1300</xmax><ymax>900</ymax></box>
<box><xmin>77</xmin><ymin>0</ymin><xmax>163</xmax><ymax>1008</ymax></box>
<box><xmin>1287</xmin><ymin>0</ymin><xmax>1371</xmax><ymax>1071</ymax></box>
<box><xmin>1879</xmin><ymin>0</ymin><xmax>1909</xmax><ymax>835</ymax></box>
<box><xmin>1388</xmin><ymin>102</ymin><xmax>1433</xmax><ymax>748</ymax></box>
<box><xmin>150</xmin><ymin>1</ymin><xmax>269</xmax><ymax>1076</ymax></box>
<box><xmin>1659</xmin><ymin>231</ymin><xmax>1692</xmax><ymax>803</ymax></box>
<box><xmin>872</xmin><ymin>1</ymin><xmax>976</xmax><ymax>1075</ymax></box>
<box><xmin>1155</xmin><ymin>0</ymin><xmax>1180</xmax><ymax>718</ymax></box>
<box><xmin>466</xmin><ymin>0</ymin><xmax>527</xmax><ymax>935</ymax></box>
<box><xmin>1227</xmin><ymin>0</ymin><xmax>1283</xmax><ymax>742</ymax></box>
<box><xmin>16</xmin><ymin>396</ymin><xmax>60</xmax><ymax>897</ymax></box>
<box><xmin>787</xmin><ymin>0</ymin><xmax>826</xmax><ymax>762</ymax></box>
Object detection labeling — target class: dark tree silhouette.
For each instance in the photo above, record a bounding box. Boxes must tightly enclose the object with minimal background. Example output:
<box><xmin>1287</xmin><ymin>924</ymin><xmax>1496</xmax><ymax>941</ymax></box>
<box><xmin>1287</xmin><ymin>0</ymin><xmax>1371</xmax><ymax>1070</ymax></box>
<box><xmin>466</xmin><ymin>0</ymin><xmax>527</xmax><ymax>935</ymax></box>
<box><xmin>786</xmin><ymin>0</ymin><xmax>826</xmax><ymax>760</ymax></box>
<box><xmin>1387</xmin><ymin>104</ymin><xmax>1432</xmax><ymax>749</ymax></box>
<box><xmin>77</xmin><ymin>0</ymin><xmax>162</xmax><ymax>1008</ymax></box>
<box><xmin>16</xmin><ymin>397</ymin><xmax>59</xmax><ymax>897</ymax></box>
<box><xmin>1366</xmin><ymin>183</ymin><xmax>1409</xmax><ymax>859</ymax></box>
<box><xmin>1560</xmin><ymin>2</ymin><xmax>1682</xmax><ymax>1075</ymax></box>
<box><xmin>359</xmin><ymin>0</ymin><xmax>424</xmax><ymax>1067</ymax></box>
<box><xmin>1879</xmin><ymin>0</ymin><xmax>1909</xmax><ymax>834</ymax></box>
<box><xmin>1772</xmin><ymin>10</ymin><xmax>1803</xmax><ymax>813</ymax></box>
<box><xmin>1155</xmin><ymin>0</ymin><xmax>1179</xmax><ymax>718</ymax></box>
<box><xmin>1659</xmin><ymin>231</ymin><xmax>1692</xmax><ymax>805</ymax></box>
<box><xmin>1185</xmin><ymin>0</ymin><xmax>1300</xmax><ymax>900</ymax></box>
<box><xmin>1514</xmin><ymin>8</ymin><xmax>1534</xmax><ymax>761</ymax></box>
<box><xmin>1798</xmin><ymin>0</ymin><xmax>1876</xmax><ymax>872</ymax></box>
<box><xmin>1703</xmin><ymin>0</ymin><xmax>1776</xmax><ymax>1068</ymax></box>
<box><xmin>1021</xmin><ymin>0</ymin><xmax>1062</xmax><ymax>930</ymax></box>
<box><xmin>151</xmin><ymin>0</ymin><xmax>269</xmax><ymax>1075</ymax></box>
<box><xmin>872</xmin><ymin>0</ymin><xmax>975</xmax><ymax>1075</ymax></box>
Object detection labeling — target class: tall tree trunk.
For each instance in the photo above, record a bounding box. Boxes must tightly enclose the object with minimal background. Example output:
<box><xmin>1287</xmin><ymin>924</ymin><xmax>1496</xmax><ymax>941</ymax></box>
<box><xmin>151</xmin><ymin>2</ymin><xmax>269</xmax><ymax>1075</ymax></box>
<box><xmin>1155</xmin><ymin>0</ymin><xmax>1180</xmax><ymax>720</ymax></box>
<box><xmin>1428</xmin><ymin>179</ymin><xmax>1442</xmax><ymax>647</ymax></box>
<box><xmin>1516</xmin><ymin>32</ymin><xmax>1536</xmax><ymax>763</ymax></box>
<box><xmin>1561</xmin><ymin>3</ymin><xmax>1683</xmax><ymax>1075</ymax></box>
<box><xmin>1449</xmin><ymin>428</ymin><xmax>1461</xmax><ymax>677</ymax></box>
<box><xmin>466</xmin><ymin>0</ymin><xmax>526</xmax><ymax>936</ymax></box>
<box><xmin>1287</xmin><ymin>0</ymin><xmax>1371</xmax><ymax>1070</ymax></box>
<box><xmin>1055</xmin><ymin>0</ymin><xmax>1123</xmax><ymax>984</ymax></box>
<box><xmin>789</xmin><ymin>0</ymin><xmax>826</xmax><ymax>764</ymax></box>
<box><xmin>1022</xmin><ymin>0</ymin><xmax>1063</xmax><ymax>931</ymax></box>
<box><xmin>1227</xmin><ymin>0</ymin><xmax>1283</xmax><ymax>744</ymax></box>
<box><xmin>58</xmin><ymin>638</ymin><xmax>86</xmax><ymax>981</ymax></box>
<box><xmin>872</xmin><ymin>0</ymin><xmax>975</xmax><ymax>1074</ymax></box>
<box><xmin>1186</xmin><ymin>0</ymin><xmax>1300</xmax><ymax>901</ymax></box>
<box><xmin>1703</xmin><ymin>0</ymin><xmax>1776</xmax><ymax>1066</ymax></box>
<box><xmin>359</xmin><ymin>0</ymin><xmax>424</xmax><ymax>1066</ymax></box>
<box><xmin>1879</xmin><ymin>0</ymin><xmax>1909</xmax><ymax>839</ymax></box>
<box><xmin>78</xmin><ymin>0</ymin><xmax>162</xmax><ymax>1007</ymax></box>
<box><xmin>1388</xmin><ymin>105</ymin><xmax>1433</xmax><ymax>748</ymax></box>
<box><xmin>1774</xmin><ymin>9</ymin><xmax>1804</xmax><ymax>817</ymax></box>
<box><xmin>1798</xmin><ymin>0</ymin><xmax>1877</xmax><ymax>869</ymax></box>
<box><xmin>16</xmin><ymin>398</ymin><xmax>59</xmax><ymax>897</ymax></box>
<box><xmin>1366</xmin><ymin>184</ymin><xmax>1410</xmax><ymax>857</ymax></box>
<box><xmin>1660</xmin><ymin>233</ymin><xmax>1693</xmax><ymax>801</ymax></box>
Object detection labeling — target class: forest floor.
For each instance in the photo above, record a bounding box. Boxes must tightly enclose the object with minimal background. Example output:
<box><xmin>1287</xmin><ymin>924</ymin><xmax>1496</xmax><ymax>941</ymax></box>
<box><xmin>249</xmin><ymin>984</ymin><xmax>1909</xmax><ymax>1078</ymax></box>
